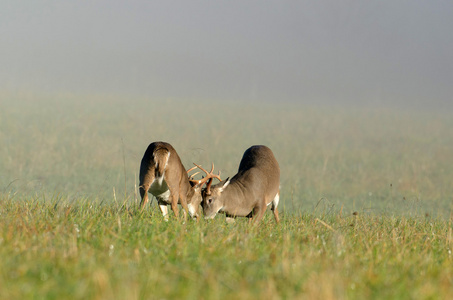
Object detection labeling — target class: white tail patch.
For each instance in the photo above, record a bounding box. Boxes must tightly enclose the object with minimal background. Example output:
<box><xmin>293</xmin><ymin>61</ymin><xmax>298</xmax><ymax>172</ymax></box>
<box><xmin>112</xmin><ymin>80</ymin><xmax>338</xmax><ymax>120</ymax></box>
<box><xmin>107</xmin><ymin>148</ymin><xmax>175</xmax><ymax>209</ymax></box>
<box><xmin>154</xmin><ymin>151</ymin><xmax>171</xmax><ymax>186</ymax></box>
<box><xmin>164</xmin><ymin>151</ymin><xmax>170</xmax><ymax>169</ymax></box>
<box><xmin>154</xmin><ymin>151</ymin><xmax>171</xmax><ymax>169</ymax></box>
<box><xmin>267</xmin><ymin>192</ymin><xmax>280</xmax><ymax>208</ymax></box>
<box><xmin>272</xmin><ymin>193</ymin><xmax>280</xmax><ymax>208</ymax></box>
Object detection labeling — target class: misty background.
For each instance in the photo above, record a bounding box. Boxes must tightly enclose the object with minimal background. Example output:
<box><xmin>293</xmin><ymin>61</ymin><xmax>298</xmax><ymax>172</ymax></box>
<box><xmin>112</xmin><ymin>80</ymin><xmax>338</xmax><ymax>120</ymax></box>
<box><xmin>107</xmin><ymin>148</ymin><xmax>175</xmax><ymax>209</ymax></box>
<box><xmin>1</xmin><ymin>1</ymin><xmax>452</xmax><ymax>109</ymax></box>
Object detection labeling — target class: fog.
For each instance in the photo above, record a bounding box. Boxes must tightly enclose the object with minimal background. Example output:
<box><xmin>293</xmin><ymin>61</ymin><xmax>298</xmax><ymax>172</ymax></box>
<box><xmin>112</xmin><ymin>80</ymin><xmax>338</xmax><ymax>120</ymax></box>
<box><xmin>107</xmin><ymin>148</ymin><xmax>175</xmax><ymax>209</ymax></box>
<box><xmin>1</xmin><ymin>1</ymin><xmax>452</xmax><ymax>109</ymax></box>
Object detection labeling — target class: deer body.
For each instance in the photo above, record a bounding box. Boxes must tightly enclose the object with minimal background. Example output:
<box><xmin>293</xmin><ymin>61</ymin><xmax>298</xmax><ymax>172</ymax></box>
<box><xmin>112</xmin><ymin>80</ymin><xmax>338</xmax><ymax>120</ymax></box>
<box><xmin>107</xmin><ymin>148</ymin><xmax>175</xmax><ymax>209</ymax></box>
<box><xmin>202</xmin><ymin>145</ymin><xmax>280</xmax><ymax>223</ymax></box>
<box><xmin>139</xmin><ymin>141</ymin><xmax>203</xmax><ymax>219</ymax></box>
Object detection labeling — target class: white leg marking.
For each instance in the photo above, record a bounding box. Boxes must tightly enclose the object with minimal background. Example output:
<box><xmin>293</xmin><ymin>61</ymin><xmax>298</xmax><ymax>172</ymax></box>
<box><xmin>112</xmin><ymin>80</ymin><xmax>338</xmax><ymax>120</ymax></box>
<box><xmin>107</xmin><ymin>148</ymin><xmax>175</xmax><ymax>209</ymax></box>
<box><xmin>159</xmin><ymin>204</ymin><xmax>169</xmax><ymax>221</ymax></box>
<box><xmin>226</xmin><ymin>217</ymin><xmax>236</xmax><ymax>224</ymax></box>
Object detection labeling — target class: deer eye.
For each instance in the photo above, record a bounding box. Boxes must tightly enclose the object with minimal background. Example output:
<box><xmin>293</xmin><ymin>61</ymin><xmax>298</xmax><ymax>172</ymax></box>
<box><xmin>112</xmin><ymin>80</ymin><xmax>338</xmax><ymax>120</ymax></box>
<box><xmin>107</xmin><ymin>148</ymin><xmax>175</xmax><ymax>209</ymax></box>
<box><xmin>208</xmin><ymin>198</ymin><xmax>213</xmax><ymax>204</ymax></box>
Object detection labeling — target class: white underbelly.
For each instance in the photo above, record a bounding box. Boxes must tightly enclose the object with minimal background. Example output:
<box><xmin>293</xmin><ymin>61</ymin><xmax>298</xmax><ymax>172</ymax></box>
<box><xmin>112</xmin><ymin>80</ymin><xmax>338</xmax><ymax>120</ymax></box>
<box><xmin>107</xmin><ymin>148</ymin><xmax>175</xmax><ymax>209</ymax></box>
<box><xmin>148</xmin><ymin>175</ymin><xmax>171</xmax><ymax>203</ymax></box>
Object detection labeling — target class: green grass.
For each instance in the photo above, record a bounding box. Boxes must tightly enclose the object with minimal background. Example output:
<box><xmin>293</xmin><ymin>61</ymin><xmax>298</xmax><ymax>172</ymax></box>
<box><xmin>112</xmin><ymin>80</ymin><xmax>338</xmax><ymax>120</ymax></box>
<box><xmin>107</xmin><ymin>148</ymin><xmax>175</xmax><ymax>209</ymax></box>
<box><xmin>1</xmin><ymin>197</ymin><xmax>452</xmax><ymax>299</ymax></box>
<box><xmin>1</xmin><ymin>91</ymin><xmax>453</xmax><ymax>298</ymax></box>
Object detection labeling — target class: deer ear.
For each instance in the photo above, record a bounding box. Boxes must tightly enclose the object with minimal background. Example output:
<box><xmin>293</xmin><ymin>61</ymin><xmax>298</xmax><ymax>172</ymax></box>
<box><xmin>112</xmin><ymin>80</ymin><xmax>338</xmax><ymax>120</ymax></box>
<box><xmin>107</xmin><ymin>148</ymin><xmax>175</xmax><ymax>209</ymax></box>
<box><xmin>218</xmin><ymin>178</ymin><xmax>230</xmax><ymax>192</ymax></box>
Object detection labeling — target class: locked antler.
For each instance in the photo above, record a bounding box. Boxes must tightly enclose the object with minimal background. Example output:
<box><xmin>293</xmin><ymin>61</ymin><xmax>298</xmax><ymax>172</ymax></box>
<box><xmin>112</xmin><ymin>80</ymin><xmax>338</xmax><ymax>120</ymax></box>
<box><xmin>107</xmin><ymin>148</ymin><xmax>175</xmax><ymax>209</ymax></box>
<box><xmin>189</xmin><ymin>163</ymin><xmax>221</xmax><ymax>192</ymax></box>
<box><xmin>192</xmin><ymin>163</ymin><xmax>222</xmax><ymax>194</ymax></box>
<box><xmin>187</xmin><ymin>165</ymin><xmax>200</xmax><ymax>180</ymax></box>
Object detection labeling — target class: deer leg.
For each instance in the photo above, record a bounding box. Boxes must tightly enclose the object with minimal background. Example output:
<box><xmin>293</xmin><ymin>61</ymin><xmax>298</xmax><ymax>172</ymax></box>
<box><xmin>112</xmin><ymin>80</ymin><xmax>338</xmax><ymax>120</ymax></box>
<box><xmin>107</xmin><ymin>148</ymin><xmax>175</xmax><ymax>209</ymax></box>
<box><xmin>166</xmin><ymin>185</ymin><xmax>180</xmax><ymax>219</ymax></box>
<box><xmin>225</xmin><ymin>214</ymin><xmax>236</xmax><ymax>224</ymax></box>
<box><xmin>139</xmin><ymin>188</ymin><xmax>148</xmax><ymax>210</ymax></box>
<box><xmin>157</xmin><ymin>200</ymin><xmax>170</xmax><ymax>221</ymax></box>
<box><xmin>252</xmin><ymin>204</ymin><xmax>267</xmax><ymax>224</ymax></box>
<box><xmin>170</xmin><ymin>195</ymin><xmax>179</xmax><ymax>219</ymax></box>
<box><xmin>139</xmin><ymin>173</ymin><xmax>154</xmax><ymax>210</ymax></box>
<box><xmin>169</xmin><ymin>187</ymin><xmax>179</xmax><ymax>218</ymax></box>
<box><xmin>139</xmin><ymin>184</ymin><xmax>151</xmax><ymax>210</ymax></box>
<box><xmin>271</xmin><ymin>193</ymin><xmax>280</xmax><ymax>223</ymax></box>
<box><xmin>178</xmin><ymin>191</ymin><xmax>189</xmax><ymax>222</ymax></box>
<box><xmin>245</xmin><ymin>212</ymin><xmax>253</xmax><ymax>224</ymax></box>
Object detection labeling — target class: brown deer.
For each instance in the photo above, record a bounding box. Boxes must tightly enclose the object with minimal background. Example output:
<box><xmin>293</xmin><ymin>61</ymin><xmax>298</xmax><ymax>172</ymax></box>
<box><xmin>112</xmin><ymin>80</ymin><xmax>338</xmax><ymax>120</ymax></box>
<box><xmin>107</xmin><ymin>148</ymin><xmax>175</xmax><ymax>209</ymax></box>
<box><xmin>139</xmin><ymin>141</ymin><xmax>220</xmax><ymax>220</ymax></box>
<box><xmin>200</xmin><ymin>145</ymin><xmax>280</xmax><ymax>223</ymax></box>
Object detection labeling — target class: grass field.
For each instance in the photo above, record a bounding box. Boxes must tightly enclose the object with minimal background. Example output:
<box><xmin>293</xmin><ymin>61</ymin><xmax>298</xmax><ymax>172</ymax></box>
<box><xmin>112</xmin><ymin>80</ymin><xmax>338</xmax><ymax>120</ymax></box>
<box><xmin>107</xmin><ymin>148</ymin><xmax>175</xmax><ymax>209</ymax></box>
<box><xmin>1</xmin><ymin>92</ymin><xmax>453</xmax><ymax>299</ymax></box>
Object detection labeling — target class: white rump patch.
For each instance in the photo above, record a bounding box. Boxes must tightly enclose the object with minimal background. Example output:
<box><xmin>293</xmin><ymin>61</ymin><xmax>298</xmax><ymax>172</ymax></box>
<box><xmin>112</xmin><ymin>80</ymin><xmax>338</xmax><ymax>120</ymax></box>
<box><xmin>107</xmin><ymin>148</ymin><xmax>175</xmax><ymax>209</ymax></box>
<box><xmin>267</xmin><ymin>193</ymin><xmax>280</xmax><ymax>208</ymax></box>
<box><xmin>273</xmin><ymin>193</ymin><xmax>280</xmax><ymax>208</ymax></box>
<box><xmin>164</xmin><ymin>151</ymin><xmax>170</xmax><ymax>169</ymax></box>
<box><xmin>153</xmin><ymin>151</ymin><xmax>171</xmax><ymax>172</ymax></box>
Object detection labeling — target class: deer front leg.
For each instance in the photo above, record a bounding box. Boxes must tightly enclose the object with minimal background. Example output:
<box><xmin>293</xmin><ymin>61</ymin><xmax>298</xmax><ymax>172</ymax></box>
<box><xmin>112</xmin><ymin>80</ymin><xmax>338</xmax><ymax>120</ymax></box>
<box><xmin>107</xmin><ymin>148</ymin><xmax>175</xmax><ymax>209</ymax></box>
<box><xmin>178</xmin><ymin>191</ymin><xmax>189</xmax><ymax>222</ymax></box>
<box><xmin>166</xmin><ymin>185</ymin><xmax>180</xmax><ymax>219</ymax></box>
<box><xmin>170</xmin><ymin>197</ymin><xmax>179</xmax><ymax>219</ymax></box>
<box><xmin>170</xmin><ymin>189</ymin><xmax>179</xmax><ymax>218</ymax></box>
<box><xmin>157</xmin><ymin>200</ymin><xmax>170</xmax><ymax>221</ymax></box>
<box><xmin>226</xmin><ymin>214</ymin><xmax>237</xmax><ymax>224</ymax></box>
<box><xmin>252</xmin><ymin>204</ymin><xmax>267</xmax><ymax>224</ymax></box>
<box><xmin>226</xmin><ymin>217</ymin><xmax>236</xmax><ymax>224</ymax></box>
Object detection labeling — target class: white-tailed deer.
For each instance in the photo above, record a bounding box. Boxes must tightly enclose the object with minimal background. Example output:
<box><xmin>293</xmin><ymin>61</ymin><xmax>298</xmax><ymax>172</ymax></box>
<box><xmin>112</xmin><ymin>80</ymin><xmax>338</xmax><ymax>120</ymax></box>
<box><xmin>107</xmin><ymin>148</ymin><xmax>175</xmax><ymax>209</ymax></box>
<box><xmin>201</xmin><ymin>145</ymin><xmax>280</xmax><ymax>223</ymax></box>
<box><xmin>139</xmin><ymin>141</ymin><xmax>221</xmax><ymax>220</ymax></box>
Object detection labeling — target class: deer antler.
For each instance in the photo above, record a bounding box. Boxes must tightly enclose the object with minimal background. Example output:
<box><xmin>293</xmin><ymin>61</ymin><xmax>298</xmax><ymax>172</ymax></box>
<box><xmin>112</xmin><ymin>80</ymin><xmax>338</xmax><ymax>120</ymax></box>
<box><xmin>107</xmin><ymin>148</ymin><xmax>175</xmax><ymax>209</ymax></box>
<box><xmin>188</xmin><ymin>172</ymin><xmax>200</xmax><ymax>180</ymax></box>
<box><xmin>187</xmin><ymin>166</ymin><xmax>198</xmax><ymax>173</ymax></box>
<box><xmin>190</xmin><ymin>163</ymin><xmax>221</xmax><ymax>191</ymax></box>
<box><xmin>193</xmin><ymin>163</ymin><xmax>222</xmax><ymax>194</ymax></box>
<box><xmin>187</xmin><ymin>165</ymin><xmax>200</xmax><ymax>180</ymax></box>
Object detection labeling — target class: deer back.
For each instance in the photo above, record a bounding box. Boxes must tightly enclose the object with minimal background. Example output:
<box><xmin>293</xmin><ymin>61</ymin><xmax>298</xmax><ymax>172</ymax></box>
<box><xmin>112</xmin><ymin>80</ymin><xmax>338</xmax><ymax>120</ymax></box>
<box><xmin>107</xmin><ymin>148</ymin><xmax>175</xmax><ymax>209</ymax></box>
<box><xmin>139</xmin><ymin>141</ymin><xmax>191</xmax><ymax>197</ymax></box>
<box><xmin>230</xmin><ymin>145</ymin><xmax>279</xmax><ymax>202</ymax></box>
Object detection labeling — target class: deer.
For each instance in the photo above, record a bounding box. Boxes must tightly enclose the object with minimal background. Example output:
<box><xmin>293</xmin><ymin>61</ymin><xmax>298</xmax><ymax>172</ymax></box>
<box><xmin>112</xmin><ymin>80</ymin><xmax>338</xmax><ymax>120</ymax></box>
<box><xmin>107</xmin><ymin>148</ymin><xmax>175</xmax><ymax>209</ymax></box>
<box><xmin>200</xmin><ymin>145</ymin><xmax>280</xmax><ymax>224</ymax></box>
<box><xmin>139</xmin><ymin>141</ymin><xmax>221</xmax><ymax>220</ymax></box>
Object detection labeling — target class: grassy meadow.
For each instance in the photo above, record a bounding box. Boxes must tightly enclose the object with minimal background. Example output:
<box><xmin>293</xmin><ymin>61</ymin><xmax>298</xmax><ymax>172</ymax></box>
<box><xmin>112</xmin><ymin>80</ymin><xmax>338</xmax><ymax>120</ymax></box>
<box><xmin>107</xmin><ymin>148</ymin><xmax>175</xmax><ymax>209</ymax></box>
<box><xmin>1</xmin><ymin>92</ymin><xmax>453</xmax><ymax>299</ymax></box>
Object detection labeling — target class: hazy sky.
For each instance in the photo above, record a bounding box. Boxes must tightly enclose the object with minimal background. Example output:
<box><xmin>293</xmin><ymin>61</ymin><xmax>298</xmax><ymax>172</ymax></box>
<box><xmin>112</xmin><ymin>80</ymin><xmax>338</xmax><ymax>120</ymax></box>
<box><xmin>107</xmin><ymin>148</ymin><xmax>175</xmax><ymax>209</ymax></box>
<box><xmin>1</xmin><ymin>1</ymin><xmax>452</xmax><ymax>108</ymax></box>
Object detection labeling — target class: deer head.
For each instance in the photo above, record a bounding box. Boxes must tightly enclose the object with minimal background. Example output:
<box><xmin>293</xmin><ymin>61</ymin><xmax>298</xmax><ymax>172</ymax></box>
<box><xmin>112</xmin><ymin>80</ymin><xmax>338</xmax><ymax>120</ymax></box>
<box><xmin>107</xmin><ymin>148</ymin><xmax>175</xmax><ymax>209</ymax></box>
<box><xmin>186</xmin><ymin>163</ymin><xmax>222</xmax><ymax>218</ymax></box>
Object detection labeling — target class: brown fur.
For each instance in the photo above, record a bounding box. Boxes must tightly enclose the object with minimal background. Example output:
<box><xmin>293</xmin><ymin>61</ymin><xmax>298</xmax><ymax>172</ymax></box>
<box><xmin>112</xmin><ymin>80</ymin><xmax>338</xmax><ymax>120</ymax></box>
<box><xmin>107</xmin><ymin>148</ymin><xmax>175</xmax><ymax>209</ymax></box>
<box><xmin>139</xmin><ymin>141</ymin><xmax>202</xmax><ymax>219</ymax></box>
<box><xmin>202</xmin><ymin>145</ymin><xmax>280</xmax><ymax>223</ymax></box>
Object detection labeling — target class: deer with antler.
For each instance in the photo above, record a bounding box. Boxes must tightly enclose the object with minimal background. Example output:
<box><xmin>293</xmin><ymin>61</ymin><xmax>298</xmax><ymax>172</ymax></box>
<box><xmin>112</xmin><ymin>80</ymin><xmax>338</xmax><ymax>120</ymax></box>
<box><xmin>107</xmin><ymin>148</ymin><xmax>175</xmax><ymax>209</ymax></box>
<box><xmin>139</xmin><ymin>141</ymin><xmax>221</xmax><ymax>220</ymax></box>
<box><xmin>200</xmin><ymin>145</ymin><xmax>280</xmax><ymax>223</ymax></box>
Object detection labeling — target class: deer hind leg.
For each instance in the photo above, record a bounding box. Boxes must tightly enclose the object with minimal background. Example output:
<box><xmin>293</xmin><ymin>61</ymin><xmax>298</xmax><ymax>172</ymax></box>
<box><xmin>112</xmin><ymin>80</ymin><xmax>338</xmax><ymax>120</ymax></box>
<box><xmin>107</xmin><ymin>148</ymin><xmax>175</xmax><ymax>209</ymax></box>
<box><xmin>139</xmin><ymin>187</ymin><xmax>149</xmax><ymax>210</ymax></box>
<box><xmin>139</xmin><ymin>174</ymin><xmax>154</xmax><ymax>210</ymax></box>
<box><xmin>271</xmin><ymin>192</ymin><xmax>280</xmax><ymax>223</ymax></box>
